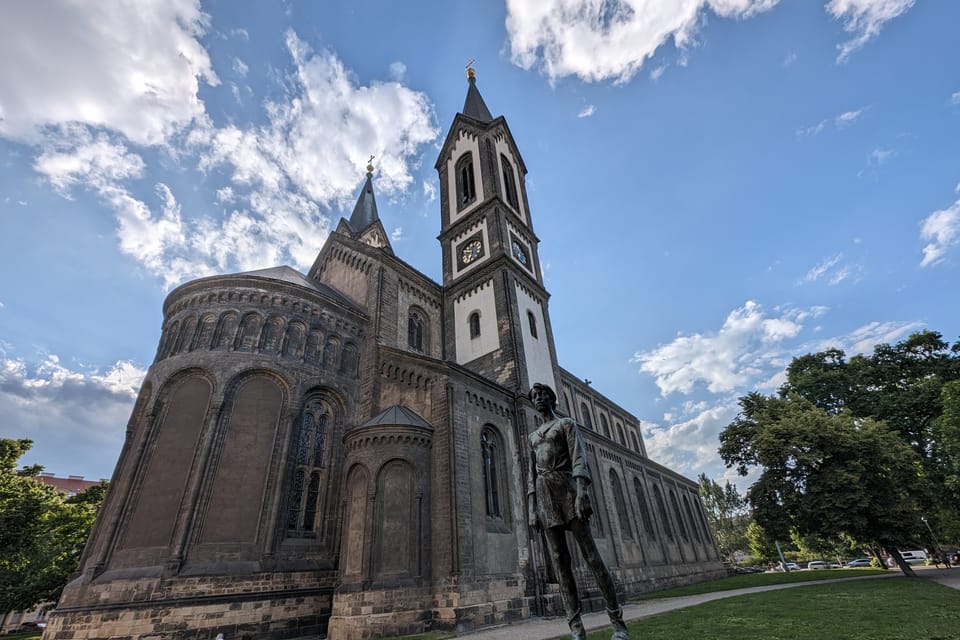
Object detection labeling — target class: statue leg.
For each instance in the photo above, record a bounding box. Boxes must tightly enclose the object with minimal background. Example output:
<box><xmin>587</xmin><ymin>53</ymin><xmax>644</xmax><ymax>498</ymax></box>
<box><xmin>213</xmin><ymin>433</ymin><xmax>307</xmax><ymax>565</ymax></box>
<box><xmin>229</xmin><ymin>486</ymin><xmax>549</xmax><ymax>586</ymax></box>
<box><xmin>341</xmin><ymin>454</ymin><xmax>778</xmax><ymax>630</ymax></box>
<box><xmin>569</xmin><ymin>519</ymin><xmax>630</xmax><ymax>640</ymax></box>
<box><xmin>545</xmin><ymin>526</ymin><xmax>585</xmax><ymax>640</ymax></box>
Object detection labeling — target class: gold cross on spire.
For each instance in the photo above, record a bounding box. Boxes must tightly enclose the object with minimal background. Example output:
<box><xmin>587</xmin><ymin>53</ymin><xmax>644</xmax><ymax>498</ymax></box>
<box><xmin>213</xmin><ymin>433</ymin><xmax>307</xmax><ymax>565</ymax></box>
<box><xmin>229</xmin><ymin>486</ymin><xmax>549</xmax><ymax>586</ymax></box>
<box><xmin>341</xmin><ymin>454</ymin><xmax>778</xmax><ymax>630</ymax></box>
<box><xmin>366</xmin><ymin>155</ymin><xmax>375</xmax><ymax>176</ymax></box>
<box><xmin>465</xmin><ymin>58</ymin><xmax>476</xmax><ymax>80</ymax></box>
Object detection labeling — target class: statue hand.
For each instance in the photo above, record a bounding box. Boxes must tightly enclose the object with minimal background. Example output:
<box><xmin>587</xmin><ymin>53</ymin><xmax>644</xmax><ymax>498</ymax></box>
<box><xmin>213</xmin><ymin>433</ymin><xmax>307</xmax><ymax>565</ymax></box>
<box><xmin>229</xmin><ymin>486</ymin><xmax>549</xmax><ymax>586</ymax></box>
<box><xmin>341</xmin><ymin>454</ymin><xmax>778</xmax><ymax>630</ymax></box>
<box><xmin>575</xmin><ymin>490</ymin><xmax>593</xmax><ymax>521</ymax></box>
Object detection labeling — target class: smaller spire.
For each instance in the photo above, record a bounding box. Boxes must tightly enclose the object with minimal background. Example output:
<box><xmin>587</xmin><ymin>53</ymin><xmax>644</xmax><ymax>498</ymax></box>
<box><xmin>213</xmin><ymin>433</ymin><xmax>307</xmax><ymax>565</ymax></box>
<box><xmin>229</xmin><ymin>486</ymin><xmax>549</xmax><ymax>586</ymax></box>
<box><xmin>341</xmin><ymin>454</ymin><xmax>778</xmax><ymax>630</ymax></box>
<box><xmin>348</xmin><ymin>158</ymin><xmax>380</xmax><ymax>232</ymax></box>
<box><xmin>462</xmin><ymin>60</ymin><xmax>493</xmax><ymax>122</ymax></box>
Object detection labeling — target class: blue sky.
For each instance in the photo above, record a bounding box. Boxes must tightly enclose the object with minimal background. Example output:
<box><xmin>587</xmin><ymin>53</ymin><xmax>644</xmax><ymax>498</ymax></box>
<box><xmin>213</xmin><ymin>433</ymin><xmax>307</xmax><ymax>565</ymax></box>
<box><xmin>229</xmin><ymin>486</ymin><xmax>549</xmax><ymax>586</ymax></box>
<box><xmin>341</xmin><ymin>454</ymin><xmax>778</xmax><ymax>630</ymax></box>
<box><xmin>1</xmin><ymin>0</ymin><xmax>958</xmax><ymax>489</ymax></box>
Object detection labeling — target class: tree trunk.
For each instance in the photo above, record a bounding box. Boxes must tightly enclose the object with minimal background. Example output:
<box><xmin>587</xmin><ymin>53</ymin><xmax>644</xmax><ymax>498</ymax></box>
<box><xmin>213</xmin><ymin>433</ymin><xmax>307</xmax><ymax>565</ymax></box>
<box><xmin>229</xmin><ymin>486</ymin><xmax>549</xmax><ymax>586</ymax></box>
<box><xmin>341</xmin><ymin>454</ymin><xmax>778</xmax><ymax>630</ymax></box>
<box><xmin>870</xmin><ymin>546</ymin><xmax>888</xmax><ymax>570</ymax></box>
<box><xmin>881</xmin><ymin>543</ymin><xmax>916</xmax><ymax>577</ymax></box>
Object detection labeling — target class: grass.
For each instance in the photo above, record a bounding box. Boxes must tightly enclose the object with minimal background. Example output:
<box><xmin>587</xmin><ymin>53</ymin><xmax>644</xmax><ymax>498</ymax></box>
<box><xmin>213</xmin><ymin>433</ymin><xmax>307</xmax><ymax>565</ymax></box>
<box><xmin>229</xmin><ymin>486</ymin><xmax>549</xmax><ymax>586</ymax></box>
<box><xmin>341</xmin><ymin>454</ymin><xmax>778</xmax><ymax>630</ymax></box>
<box><xmin>632</xmin><ymin>567</ymin><xmax>887</xmax><ymax>599</ymax></box>
<box><xmin>588</xmin><ymin>578</ymin><xmax>960</xmax><ymax>640</ymax></box>
<box><xmin>2</xmin><ymin>633</ymin><xmax>42</xmax><ymax>640</ymax></box>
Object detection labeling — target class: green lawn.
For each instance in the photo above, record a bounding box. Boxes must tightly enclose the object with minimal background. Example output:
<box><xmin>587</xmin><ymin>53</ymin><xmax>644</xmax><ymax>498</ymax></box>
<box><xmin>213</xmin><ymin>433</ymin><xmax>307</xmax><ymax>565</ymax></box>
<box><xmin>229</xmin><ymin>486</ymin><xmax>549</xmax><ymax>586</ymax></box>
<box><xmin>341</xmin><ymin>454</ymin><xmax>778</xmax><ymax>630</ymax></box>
<box><xmin>589</xmin><ymin>578</ymin><xmax>960</xmax><ymax>640</ymax></box>
<box><xmin>632</xmin><ymin>567</ymin><xmax>888</xmax><ymax>600</ymax></box>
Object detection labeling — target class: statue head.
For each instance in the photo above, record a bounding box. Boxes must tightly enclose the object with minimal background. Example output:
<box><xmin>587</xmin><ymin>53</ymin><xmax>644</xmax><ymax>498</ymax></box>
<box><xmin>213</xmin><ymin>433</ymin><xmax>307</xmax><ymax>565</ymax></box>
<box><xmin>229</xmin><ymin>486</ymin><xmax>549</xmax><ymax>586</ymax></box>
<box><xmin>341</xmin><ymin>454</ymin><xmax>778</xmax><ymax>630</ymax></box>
<box><xmin>528</xmin><ymin>383</ymin><xmax>557</xmax><ymax>412</ymax></box>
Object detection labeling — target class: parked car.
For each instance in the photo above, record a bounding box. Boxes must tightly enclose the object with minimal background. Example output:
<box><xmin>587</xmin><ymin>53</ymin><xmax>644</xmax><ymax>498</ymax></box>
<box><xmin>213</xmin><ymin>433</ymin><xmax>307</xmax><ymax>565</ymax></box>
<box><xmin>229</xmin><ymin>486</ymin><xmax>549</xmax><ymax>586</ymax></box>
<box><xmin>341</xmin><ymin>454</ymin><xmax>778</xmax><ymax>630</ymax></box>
<box><xmin>846</xmin><ymin>558</ymin><xmax>873</xmax><ymax>567</ymax></box>
<box><xmin>899</xmin><ymin>550</ymin><xmax>928</xmax><ymax>565</ymax></box>
<box><xmin>19</xmin><ymin>620</ymin><xmax>47</xmax><ymax>631</ymax></box>
<box><xmin>777</xmin><ymin>562</ymin><xmax>802</xmax><ymax>571</ymax></box>
<box><xmin>807</xmin><ymin>560</ymin><xmax>830</xmax><ymax>570</ymax></box>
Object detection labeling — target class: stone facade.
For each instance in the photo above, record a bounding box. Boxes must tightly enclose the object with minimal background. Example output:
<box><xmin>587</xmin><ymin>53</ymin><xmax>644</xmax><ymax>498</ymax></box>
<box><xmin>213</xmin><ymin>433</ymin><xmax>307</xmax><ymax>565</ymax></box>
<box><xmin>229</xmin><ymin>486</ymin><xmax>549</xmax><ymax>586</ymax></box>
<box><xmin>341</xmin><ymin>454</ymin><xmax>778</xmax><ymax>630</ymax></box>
<box><xmin>47</xmin><ymin>77</ymin><xmax>724</xmax><ymax>640</ymax></box>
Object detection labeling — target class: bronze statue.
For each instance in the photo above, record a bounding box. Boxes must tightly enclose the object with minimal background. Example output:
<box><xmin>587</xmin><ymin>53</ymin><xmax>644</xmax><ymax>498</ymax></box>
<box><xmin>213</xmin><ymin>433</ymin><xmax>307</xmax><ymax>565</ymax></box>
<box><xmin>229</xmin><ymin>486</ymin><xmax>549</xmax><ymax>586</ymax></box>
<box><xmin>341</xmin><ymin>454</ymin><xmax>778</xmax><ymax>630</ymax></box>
<box><xmin>527</xmin><ymin>383</ymin><xmax>630</xmax><ymax>640</ymax></box>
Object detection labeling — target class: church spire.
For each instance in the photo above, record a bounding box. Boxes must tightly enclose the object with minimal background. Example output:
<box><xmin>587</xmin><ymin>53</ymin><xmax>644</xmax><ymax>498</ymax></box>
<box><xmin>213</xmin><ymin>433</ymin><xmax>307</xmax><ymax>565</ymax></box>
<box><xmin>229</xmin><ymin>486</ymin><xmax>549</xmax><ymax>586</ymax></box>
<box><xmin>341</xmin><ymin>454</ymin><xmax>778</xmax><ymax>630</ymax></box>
<box><xmin>462</xmin><ymin>64</ymin><xmax>493</xmax><ymax>123</ymax></box>
<box><xmin>348</xmin><ymin>157</ymin><xmax>380</xmax><ymax>232</ymax></box>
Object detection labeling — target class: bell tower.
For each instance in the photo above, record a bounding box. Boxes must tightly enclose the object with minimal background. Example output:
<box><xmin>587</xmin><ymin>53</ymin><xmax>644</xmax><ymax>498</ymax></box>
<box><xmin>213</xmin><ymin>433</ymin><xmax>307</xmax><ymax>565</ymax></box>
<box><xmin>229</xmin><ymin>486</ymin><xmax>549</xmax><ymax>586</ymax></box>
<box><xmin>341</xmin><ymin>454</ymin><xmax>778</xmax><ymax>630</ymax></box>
<box><xmin>436</xmin><ymin>66</ymin><xmax>558</xmax><ymax>393</ymax></box>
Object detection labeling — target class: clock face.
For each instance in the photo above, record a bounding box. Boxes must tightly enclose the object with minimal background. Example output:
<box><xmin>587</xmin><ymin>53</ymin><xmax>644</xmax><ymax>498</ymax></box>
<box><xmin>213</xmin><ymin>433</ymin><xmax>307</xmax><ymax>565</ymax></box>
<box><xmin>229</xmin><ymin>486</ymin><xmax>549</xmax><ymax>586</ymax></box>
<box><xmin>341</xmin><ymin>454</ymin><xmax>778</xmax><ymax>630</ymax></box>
<box><xmin>460</xmin><ymin>239</ymin><xmax>483</xmax><ymax>265</ymax></box>
<box><xmin>512</xmin><ymin>240</ymin><xmax>528</xmax><ymax>266</ymax></box>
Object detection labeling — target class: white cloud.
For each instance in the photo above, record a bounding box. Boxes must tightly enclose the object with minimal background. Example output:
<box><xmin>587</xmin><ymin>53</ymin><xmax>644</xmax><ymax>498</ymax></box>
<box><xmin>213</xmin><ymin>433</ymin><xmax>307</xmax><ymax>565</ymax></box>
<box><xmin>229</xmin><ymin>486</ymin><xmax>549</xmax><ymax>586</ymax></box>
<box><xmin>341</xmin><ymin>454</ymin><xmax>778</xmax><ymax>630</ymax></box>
<box><xmin>920</xmin><ymin>198</ymin><xmax>960</xmax><ymax>267</ymax></box>
<box><xmin>632</xmin><ymin>300</ymin><xmax>809</xmax><ymax>396</ymax></box>
<box><xmin>869</xmin><ymin>147</ymin><xmax>895</xmax><ymax>165</ymax></box>
<box><xmin>814</xmin><ymin>319</ymin><xmax>924</xmax><ymax>355</ymax></box>
<box><xmin>391</xmin><ymin>227</ymin><xmax>404</xmax><ymax>242</ymax></box>
<box><xmin>505</xmin><ymin>0</ymin><xmax>781</xmax><ymax>84</ymax></box>
<box><xmin>505</xmin><ymin>0</ymin><xmax>914</xmax><ymax>83</ymax></box>
<box><xmin>0</xmin><ymin>0</ymin><xmax>217</xmax><ymax>146</ymax></box>
<box><xmin>22</xmin><ymin>24</ymin><xmax>438</xmax><ymax>290</ymax></box>
<box><xmin>952</xmin><ymin>91</ymin><xmax>960</xmax><ymax>106</ymax></box>
<box><xmin>826</xmin><ymin>0</ymin><xmax>916</xmax><ymax>62</ymax></box>
<box><xmin>649</xmin><ymin>65</ymin><xmax>667</xmax><ymax>81</ymax></box>
<box><xmin>423</xmin><ymin>180</ymin><xmax>437</xmax><ymax>202</ymax></box>
<box><xmin>797</xmin><ymin>119</ymin><xmax>828</xmax><ymax>137</ymax></box>
<box><xmin>577</xmin><ymin>104</ymin><xmax>596</xmax><ymax>118</ymax></box>
<box><xmin>0</xmin><ymin>354</ymin><xmax>146</xmax><ymax>478</ymax></box>
<box><xmin>644</xmin><ymin>400</ymin><xmax>740</xmax><ymax>475</ymax></box>
<box><xmin>783</xmin><ymin>51</ymin><xmax>798</xmax><ymax>66</ymax></box>
<box><xmin>233</xmin><ymin>57</ymin><xmax>249</xmax><ymax>77</ymax></box>
<box><xmin>801</xmin><ymin>253</ymin><xmax>843</xmax><ymax>283</ymax></box>
<box><xmin>835</xmin><ymin>107</ymin><xmax>866</xmax><ymax>126</ymax></box>
<box><xmin>389</xmin><ymin>61</ymin><xmax>407</xmax><ymax>81</ymax></box>
<box><xmin>798</xmin><ymin>252</ymin><xmax>860</xmax><ymax>286</ymax></box>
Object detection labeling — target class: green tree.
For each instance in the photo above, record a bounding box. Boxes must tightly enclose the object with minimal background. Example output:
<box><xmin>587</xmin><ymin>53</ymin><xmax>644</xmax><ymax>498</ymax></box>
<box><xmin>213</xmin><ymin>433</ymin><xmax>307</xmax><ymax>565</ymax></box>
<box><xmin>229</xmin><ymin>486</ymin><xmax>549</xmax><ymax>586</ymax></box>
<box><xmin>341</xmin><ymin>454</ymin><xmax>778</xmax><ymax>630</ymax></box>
<box><xmin>782</xmin><ymin>331</ymin><xmax>960</xmax><ymax>550</ymax></box>
<box><xmin>745</xmin><ymin>521</ymin><xmax>777</xmax><ymax>565</ymax></box>
<box><xmin>0</xmin><ymin>439</ymin><xmax>106</xmax><ymax>612</ymax></box>
<box><xmin>698</xmin><ymin>473</ymin><xmax>749</xmax><ymax>563</ymax></box>
<box><xmin>719</xmin><ymin>393</ymin><xmax>924</xmax><ymax>576</ymax></box>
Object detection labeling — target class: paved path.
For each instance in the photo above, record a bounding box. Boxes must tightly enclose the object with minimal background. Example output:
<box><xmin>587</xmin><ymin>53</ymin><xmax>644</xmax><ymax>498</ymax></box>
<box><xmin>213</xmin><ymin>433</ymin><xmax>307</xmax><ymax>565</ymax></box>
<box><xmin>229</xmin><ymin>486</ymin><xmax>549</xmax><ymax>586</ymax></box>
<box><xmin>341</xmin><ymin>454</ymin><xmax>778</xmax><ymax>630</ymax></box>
<box><xmin>459</xmin><ymin>567</ymin><xmax>959</xmax><ymax>640</ymax></box>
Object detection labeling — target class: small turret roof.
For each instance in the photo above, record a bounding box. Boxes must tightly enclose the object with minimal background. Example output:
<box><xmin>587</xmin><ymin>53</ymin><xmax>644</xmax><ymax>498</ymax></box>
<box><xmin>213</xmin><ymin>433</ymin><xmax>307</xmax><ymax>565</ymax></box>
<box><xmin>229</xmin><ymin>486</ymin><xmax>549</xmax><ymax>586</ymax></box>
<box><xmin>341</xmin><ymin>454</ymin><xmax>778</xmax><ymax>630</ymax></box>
<box><xmin>348</xmin><ymin>172</ymin><xmax>380</xmax><ymax>232</ymax></box>
<box><xmin>359</xmin><ymin>405</ymin><xmax>433</xmax><ymax>430</ymax></box>
<box><xmin>463</xmin><ymin>75</ymin><xmax>493</xmax><ymax>123</ymax></box>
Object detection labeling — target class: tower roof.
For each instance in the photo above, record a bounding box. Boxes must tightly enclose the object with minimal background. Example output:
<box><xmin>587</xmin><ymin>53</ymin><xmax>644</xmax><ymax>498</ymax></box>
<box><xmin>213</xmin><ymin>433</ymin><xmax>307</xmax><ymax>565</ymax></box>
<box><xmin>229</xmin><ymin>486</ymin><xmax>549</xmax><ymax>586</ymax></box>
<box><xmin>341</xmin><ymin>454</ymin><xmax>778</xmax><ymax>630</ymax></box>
<box><xmin>348</xmin><ymin>170</ymin><xmax>380</xmax><ymax>233</ymax></box>
<box><xmin>462</xmin><ymin>72</ymin><xmax>493</xmax><ymax>123</ymax></box>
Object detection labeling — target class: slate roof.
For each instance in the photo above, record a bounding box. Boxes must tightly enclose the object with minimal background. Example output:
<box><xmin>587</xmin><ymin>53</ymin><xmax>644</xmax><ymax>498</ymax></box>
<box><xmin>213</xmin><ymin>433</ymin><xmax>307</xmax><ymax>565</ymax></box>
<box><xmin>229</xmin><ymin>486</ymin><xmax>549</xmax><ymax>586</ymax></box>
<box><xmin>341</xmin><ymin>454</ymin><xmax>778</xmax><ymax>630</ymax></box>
<box><xmin>359</xmin><ymin>405</ymin><xmax>433</xmax><ymax>430</ymax></box>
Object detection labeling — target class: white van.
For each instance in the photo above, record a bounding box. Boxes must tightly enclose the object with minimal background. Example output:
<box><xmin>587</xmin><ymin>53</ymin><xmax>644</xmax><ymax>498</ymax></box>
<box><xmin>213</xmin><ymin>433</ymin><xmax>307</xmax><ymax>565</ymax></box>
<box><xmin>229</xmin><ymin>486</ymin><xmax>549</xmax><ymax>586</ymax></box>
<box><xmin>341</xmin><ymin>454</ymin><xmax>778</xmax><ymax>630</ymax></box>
<box><xmin>899</xmin><ymin>550</ymin><xmax>928</xmax><ymax>564</ymax></box>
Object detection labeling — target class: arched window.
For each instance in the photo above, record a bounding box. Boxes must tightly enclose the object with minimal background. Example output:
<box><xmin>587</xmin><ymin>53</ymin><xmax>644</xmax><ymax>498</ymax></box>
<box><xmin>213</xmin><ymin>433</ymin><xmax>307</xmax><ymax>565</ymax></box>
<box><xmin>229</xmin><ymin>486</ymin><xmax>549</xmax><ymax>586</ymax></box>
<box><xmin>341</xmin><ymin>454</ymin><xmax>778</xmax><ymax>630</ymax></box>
<box><xmin>501</xmin><ymin>154</ymin><xmax>518</xmax><ymax>209</ymax></box>
<box><xmin>609</xmin><ymin>469</ymin><xmax>633</xmax><ymax>540</ymax></box>
<box><xmin>669</xmin><ymin>489</ymin><xmax>689</xmax><ymax>542</ymax></box>
<box><xmin>580</xmin><ymin>402</ymin><xmax>593</xmax><ymax>430</ymax></box>
<box><xmin>469</xmin><ymin>311</ymin><xmax>481</xmax><ymax>339</ymax></box>
<box><xmin>408</xmin><ymin>310</ymin><xmax>424</xmax><ymax>351</ymax></box>
<box><xmin>653</xmin><ymin>484</ymin><xmax>674</xmax><ymax>541</ymax></box>
<box><xmin>600</xmin><ymin>414</ymin><xmax>611</xmax><ymax>439</ymax></box>
<box><xmin>616</xmin><ymin>423</ymin><xmax>626</xmax><ymax>446</ymax></box>
<box><xmin>456</xmin><ymin>153</ymin><xmax>477</xmax><ymax>208</ymax></box>
<box><xmin>527</xmin><ymin>310</ymin><xmax>538</xmax><ymax>339</ymax></box>
<box><xmin>630</xmin><ymin>431</ymin><xmax>641</xmax><ymax>453</ymax></box>
<box><xmin>634</xmin><ymin>478</ymin><xmax>656</xmax><ymax>539</ymax></box>
<box><xmin>682</xmin><ymin>495</ymin><xmax>702</xmax><ymax>543</ymax></box>
<box><xmin>287</xmin><ymin>397</ymin><xmax>332</xmax><ymax>535</ymax></box>
<box><xmin>564</xmin><ymin>392</ymin><xmax>573</xmax><ymax>415</ymax></box>
<box><xmin>481</xmin><ymin>428</ymin><xmax>505</xmax><ymax>519</ymax></box>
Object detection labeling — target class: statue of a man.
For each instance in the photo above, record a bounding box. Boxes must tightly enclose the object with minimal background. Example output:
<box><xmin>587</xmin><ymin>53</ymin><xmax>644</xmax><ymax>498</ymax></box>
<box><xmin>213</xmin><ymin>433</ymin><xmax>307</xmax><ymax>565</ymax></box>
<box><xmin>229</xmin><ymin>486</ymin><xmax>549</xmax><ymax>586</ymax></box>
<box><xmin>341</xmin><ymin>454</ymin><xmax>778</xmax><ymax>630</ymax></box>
<box><xmin>527</xmin><ymin>383</ymin><xmax>630</xmax><ymax>640</ymax></box>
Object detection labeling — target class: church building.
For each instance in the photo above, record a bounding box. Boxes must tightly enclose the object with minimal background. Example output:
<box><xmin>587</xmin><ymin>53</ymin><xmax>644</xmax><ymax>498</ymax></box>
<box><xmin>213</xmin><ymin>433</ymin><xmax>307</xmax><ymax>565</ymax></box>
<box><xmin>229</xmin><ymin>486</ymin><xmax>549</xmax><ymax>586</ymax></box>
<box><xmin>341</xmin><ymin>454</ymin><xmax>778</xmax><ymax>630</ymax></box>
<box><xmin>49</xmin><ymin>71</ymin><xmax>723</xmax><ymax>640</ymax></box>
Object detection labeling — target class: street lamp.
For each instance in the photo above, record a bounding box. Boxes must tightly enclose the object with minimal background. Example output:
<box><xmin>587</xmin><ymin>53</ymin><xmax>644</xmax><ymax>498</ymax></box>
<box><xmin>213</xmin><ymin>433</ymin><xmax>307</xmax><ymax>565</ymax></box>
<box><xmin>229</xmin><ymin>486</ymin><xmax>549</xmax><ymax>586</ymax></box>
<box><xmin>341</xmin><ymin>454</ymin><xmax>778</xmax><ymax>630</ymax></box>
<box><xmin>921</xmin><ymin>516</ymin><xmax>941</xmax><ymax>552</ymax></box>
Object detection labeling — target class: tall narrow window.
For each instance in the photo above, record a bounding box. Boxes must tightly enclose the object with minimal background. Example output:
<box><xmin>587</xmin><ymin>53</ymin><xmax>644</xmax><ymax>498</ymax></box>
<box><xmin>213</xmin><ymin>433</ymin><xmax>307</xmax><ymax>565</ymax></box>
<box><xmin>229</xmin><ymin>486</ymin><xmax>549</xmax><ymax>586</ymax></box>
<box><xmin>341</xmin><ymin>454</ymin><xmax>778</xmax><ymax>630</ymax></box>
<box><xmin>580</xmin><ymin>402</ymin><xmax>593</xmax><ymax>430</ymax></box>
<box><xmin>527</xmin><ymin>311</ymin><xmax>538</xmax><ymax>338</ymax></box>
<box><xmin>481</xmin><ymin>429</ymin><xmax>502</xmax><ymax>519</ymax></box>
<box><xmin>634</xmin><ymin>478</ymin><xmax>656</xmax><ymax>539</ymax></box>
<box><xmin>609</xmin><ymin>469</ymin><xmax>633</xmax><ymax>540</ymax></box>
<box><xmin>683</xmin><ymin>495</ymin><xmax>702</xmax><ymax>543</ymax></box>
<box><xmin>670</xmin><ymin>489</ymin><xmax>689</xmax><ymax>542</ymax></box>
<box><xmin>630</xmin><ymin>431</ymin><xmax>641</xmax><ymax>453</ymax></box>
<box><xmin>653</xmin><ymin>484</ymin><xmax>674</xmax><ymax>541</ymax></box>
<box><xmin>600</xmin><ymin>414</ymin><xmax>611</xmax><ymax>439</ymax></box>
<box><xmin>456</xmin><ymin>153</ymin><xmax>476</xmax><ymax>208</ymax></box>
<box><xmin>501</xmin><ymin>154</ymin><xmax>518</xmax><ymax>209</ymax></box>
<box><xmin>303</xmin><ymin>472</ymin><xmax>320</xmax><ymax>531</ymax></box>
<box><xmin>288</xmin><ymin>398</ymin><xmax>332</xmax><ymax>535</ymax></box>
<box><xmin>616</xmin><ymin>424</ymin><xmax>626</xmax><ymax>446</ymax></box>
<box><xmin>408</xmin><ymin>311</ymin><xmax>424</xmax><ymax>351</ymax></box>
<box><xmin>469</xmin><ymin>311</ymin><xmax>481</xmax><ymax>339</ymax></box>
